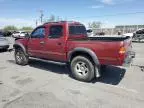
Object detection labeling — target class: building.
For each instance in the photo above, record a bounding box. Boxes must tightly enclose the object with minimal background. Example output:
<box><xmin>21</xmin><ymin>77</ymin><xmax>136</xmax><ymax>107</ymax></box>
<box><xmin>92</xmin><ymin>24</ymin><xmax>144</xmax><ymax>35</ymax></box>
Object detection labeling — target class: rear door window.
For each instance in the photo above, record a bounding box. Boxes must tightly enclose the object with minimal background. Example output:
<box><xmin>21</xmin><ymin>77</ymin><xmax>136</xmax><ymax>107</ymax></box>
<box><xmin>49</xmin><ymin>25</ymin><xmax>63</xmax><ymax>38</ymax></box>
<box><xmin>69</xmin><ymin>25</ymin><xmax>87</xmax><ymax>36</ymax></box>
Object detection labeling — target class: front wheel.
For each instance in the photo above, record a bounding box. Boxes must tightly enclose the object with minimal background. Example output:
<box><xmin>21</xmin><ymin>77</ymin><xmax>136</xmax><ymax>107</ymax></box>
<box><xmin>15</xmin><ymin>49</ymin><xmax>29</xmax><ymax>65</ymax></box>
<box><xmin>70</xmin><ymin>56</ymin><xmax>95</xmax><ymax>82</ymax></box>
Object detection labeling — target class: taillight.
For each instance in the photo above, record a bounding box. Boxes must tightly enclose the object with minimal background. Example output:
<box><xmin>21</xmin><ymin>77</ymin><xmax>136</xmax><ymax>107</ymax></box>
<box><xmin>119</xmin><ymin>47</ymin><xmax>126</xmax><ymax>65</ymax></box>
<box><xmin>119</xmin><ymin>47</ymin><xmax>126</xmax><ymax>54</ymax></box>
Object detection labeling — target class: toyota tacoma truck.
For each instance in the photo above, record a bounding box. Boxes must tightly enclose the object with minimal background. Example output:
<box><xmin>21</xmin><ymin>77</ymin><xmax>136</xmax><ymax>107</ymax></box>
<box><xmin>13</xmin><ymin>21</ymin><xmax>135</xmax><ymax>82</ymax></box>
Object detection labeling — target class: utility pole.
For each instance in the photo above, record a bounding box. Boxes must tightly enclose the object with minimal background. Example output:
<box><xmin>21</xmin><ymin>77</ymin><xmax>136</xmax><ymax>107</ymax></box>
<box><xmin>136</xmin><ymin>25</ymin><xmax>138</xmax><ymax>30</ymax></box>
<box><xmin>123</xmin><ymin>25</ymin><xmax>125</xmax><ymax>34</ymax></box>
<box><xmin>40</xmin><ymin>10</ymin><xmax>44</xmax><ymax>24</ymax></box>
<box><xmin>36</xmin><ymin>20</ymin><xmax>38</xmax><ymax>27</ymax></box>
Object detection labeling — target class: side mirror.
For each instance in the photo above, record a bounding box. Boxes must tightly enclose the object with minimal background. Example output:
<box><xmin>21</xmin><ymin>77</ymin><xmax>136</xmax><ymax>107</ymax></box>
<box><xmin>25</xmin><ymin>33</ymin><xmax>30</xmax><ymax>38</ymax></box>
<box><xmin>87</xmin><ymin>29</ymin><xmax>92</xmax><ymax>33</ymax></box>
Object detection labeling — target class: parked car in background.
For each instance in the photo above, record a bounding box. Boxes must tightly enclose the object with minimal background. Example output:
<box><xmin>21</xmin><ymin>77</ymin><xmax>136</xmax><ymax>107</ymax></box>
<box><xmin>0</xmin><ymin>32</ymin><xmax>9</xmax><ymax>51</ymax></box>
<box><xmin>123</xmin><ymin>29</ymin><xmax>144</xmax><ymax>42</ymax></box>
<box><xmin>0</xmin><ymin>32</ymin><xmax>3</xmax><ymax>37</ymax></box>
<box><xmin>3</xmin><ymin>31</ymin><xmax>12</xmax><ymax>37</ymax></box>
<box><xmin>123</xmin><ymin>33</ymin><xmax>134</xmax><ymax>37</ymax></box>
<box><xmin>133</xmin><ymin>29</ymin><xmax>144</xmax><ymax>42</ymax></box>
<box><xmin>87</xmin><ymin>29</ymin><xmax>94</xmax><ymax>37</ymax></box>
<box><xmin>12</xmin><ymin>31</ymin><xmax>28</xmax><ymax>38</ymax></box>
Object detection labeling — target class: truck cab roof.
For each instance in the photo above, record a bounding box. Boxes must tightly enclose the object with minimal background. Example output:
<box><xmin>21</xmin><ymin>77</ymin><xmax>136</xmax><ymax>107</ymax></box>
<box><xmin>43</xmin><ymin>21</ymin><xmax>83</xmax><ymax>26</ymax></box>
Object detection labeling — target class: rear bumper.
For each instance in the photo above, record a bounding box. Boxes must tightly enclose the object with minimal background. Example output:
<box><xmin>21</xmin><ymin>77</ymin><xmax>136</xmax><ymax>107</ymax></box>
<box><xmin>0</xmin><ymin>45</ymin><xmax>9</xmax><ymax>49</ymax></box>
<box><xmin>123</xmin><ymin>51</ymin><xmax>135</xmax><ymax>67</ymax></box>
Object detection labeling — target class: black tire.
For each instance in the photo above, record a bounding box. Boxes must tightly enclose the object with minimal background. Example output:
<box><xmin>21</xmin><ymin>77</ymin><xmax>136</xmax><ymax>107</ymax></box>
<box><xmin>15</xmin><ymin>48</ymin><xmax>28</xmax><ymax>65</ymax></box>
<box><xmin>70</xmin><ymin>56</ymin><xmax>95</xmax><ymax>82</ymax></box>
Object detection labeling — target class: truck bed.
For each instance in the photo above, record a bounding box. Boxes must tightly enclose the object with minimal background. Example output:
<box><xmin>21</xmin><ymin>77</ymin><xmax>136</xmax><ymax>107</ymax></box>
<box><xmin>67</xmin><ymin>36</ymin><xmax>131</xmax><ymax>66</ymax></box>
<box><xmin>88</xmin><ymin>36</ymin><xmax>130</xmax><ymax>41</ymax></box>
<box><xmin>69</xmin><ymin>36</ymin><xmax>130</xmax><ymax>42</ymax></box>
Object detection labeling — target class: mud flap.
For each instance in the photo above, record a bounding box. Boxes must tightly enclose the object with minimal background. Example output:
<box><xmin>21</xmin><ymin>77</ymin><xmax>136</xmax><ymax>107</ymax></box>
<box><xmin>95</xmin><ymin>66</ymin><xmax>101</xmax><ymax>78</ymax></box>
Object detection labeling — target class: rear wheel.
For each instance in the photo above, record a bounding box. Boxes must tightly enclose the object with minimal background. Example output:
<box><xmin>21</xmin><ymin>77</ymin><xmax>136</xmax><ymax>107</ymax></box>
<box><xmin>70</xmin><ymin>56</ymin><xmax>95</xmax><ymax>82</ymax></box>
<box><xmin>15</xmin><ymin>49</ymin><xmax>29</xmax><ymax>65</ymax></box>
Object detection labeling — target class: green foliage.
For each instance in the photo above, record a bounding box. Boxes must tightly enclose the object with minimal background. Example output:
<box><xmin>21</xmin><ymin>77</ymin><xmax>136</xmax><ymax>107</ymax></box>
<box><xmin>3</xmin><ymin>25</ymin><xmax>18</xmax><ymax>31</ymax></box>
<box><xmin>20</xmin><ymin>26</ymin><xmax>33</xmax><ymax>32</ymax></box>
<box><xmin>88</xmin><ymin>21</ymin><xmax>102</xmax><ymax>29</ymax></box>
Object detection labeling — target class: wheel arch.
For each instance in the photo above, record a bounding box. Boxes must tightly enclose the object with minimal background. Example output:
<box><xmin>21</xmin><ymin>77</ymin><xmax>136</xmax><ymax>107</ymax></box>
<box><xmin>13</xmin><ymin>43</ymin><xmax>27</xmax><ymax>55</ymax></box>
<box><xmin>68</xmin><ymin>47</ymin><xmax>99</xmax><ymax>65</ymax></box>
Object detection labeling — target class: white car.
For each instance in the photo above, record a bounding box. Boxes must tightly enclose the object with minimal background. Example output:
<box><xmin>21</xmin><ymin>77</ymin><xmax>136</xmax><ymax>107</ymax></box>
<box><xmin>123</xmin><ymin>33</ymin><xmax>134</xmax><ymax>37</ymax></box>
<box><xmin>0</xmin><ymin>33</ymin><xmax>9</xmax><ymax>50</ymax></box>
<box><xmin>12</xmin><ymin>31</ymin><xmax>27</xmax><ymax>38</ymax></box>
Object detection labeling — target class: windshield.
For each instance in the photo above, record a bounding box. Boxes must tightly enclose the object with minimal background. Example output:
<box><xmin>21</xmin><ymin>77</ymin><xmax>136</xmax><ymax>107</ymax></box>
<box><xmin>69</xmin><ymin>25</ymin><xmax>87</xmax><ymax>36</ymax></box>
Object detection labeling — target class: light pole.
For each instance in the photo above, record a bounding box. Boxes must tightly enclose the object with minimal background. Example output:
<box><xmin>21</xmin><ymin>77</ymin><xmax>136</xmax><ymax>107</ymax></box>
<box><xmin>36</xmin><ymin>20</ymin><xmax>38</xmax><ymax>27</ymax></box>
<box><xmin>40</xmin><ymin>10</ymin><xmax>44</xmax><ymax>24</ymax></box>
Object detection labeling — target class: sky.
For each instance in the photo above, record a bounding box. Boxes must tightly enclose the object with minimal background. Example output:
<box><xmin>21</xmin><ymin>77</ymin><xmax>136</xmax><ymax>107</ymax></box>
<box><xmin>0</xmin><ymin>0</ymin><xmax>144</xmax><ymax>28</ymax></box>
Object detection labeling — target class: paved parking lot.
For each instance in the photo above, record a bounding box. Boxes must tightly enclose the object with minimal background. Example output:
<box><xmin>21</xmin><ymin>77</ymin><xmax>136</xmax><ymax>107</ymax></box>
<box><xmin>0</xmin><ymin>42</ymin><xmax>144</xmax><ymax>108</ymax></box>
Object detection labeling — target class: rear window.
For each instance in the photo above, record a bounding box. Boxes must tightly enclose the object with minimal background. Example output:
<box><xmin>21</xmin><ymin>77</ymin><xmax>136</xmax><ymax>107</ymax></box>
<box><xmin>69</xmin><ymin>25</ymin><xmax>87</xmax><ymax>35</ymax></box>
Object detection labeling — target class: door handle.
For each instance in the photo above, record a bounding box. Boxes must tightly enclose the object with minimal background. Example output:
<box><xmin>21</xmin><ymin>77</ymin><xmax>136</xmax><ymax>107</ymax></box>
<box><xmin>40</xmin><ymin>41</ymin><xmax>45</xmax><ymax>44</ymax></box>
<box><xmin>57</xmin><ymin>42</ymin><xmax>62</xmax><ymax>45</ymax></box>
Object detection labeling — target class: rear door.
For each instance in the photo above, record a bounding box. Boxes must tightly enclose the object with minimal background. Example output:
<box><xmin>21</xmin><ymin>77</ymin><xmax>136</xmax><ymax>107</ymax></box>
<box><xmin>27</xmin><ymin>26</ymin><xmax>46</xmax><ymax>58</ymax></box>
<box><xmin>43</xmin><ymin>24</ymin><xmax>66</xmax><ymax>61</ymax></box>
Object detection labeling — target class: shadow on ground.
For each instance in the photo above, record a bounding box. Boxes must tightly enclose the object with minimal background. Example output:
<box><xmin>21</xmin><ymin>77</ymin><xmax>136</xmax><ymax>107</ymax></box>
<box><xmin>7</xmin><ymin>59</ymin><xmax>126</xmax><ymax>85</ymax></box>
<box><xmin>95</xmin><ymin>66</ymin><xmax>126</xmax><ymax>85</ymax></box>
<box><xmin>29</xmin><ymin>59</ymin><xmax>69</xmax><ymax>75</ymax></box>
<box><xmin>7</xmin><ymin>60</ymin><xmax>15</xmax><ymax>64</ymax></box>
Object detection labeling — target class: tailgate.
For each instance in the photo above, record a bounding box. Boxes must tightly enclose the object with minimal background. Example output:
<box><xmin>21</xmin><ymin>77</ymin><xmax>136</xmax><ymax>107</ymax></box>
<box><xmin>124</xmin><ymin>37</ymin><xmax>132</xmax><ymax>53</ymax></box>
<box><xmin>120</xmin><ymin>37</ymin><xmax>135</xmax><ymax>66</ymax></box>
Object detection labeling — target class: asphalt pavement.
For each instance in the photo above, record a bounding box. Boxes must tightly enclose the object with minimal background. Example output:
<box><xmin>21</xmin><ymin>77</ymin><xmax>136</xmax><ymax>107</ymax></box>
<box><xmin>0</xmin><ymin>41</ymin><xmax>144</xmax><ymax>108</ymax></box>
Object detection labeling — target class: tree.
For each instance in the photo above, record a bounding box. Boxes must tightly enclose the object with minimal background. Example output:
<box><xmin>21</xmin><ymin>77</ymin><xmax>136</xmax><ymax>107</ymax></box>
<box><xmin>88</xmin><ymin>21</ymin><xmax>102</xmax><ymax>29</ymax></box>
<box><xmin>48</xmin><ymin>15</ymin><xmax>55</xmax><ymax>22</ymax></box>
<box><xmin>44</xmin><ymin>15</ymin><xmax>62</xmax><ymax>23</ymax></box>
<box><xmin>21</xmin><ymin>26</ymin><xmax>33</xmax><ymax>32</ymax></box>
<box><xmin>3</xmin><ymin>25</ymin><xmax>18</xmax><ymax>32</ymax></box>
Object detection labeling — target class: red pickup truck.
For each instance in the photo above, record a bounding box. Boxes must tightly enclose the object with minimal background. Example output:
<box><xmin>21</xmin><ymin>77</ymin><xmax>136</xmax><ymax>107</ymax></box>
<box><xmin>13</xmin><ymin>21</ymin><xmax>135</xmax><ymax>82</ymax></box>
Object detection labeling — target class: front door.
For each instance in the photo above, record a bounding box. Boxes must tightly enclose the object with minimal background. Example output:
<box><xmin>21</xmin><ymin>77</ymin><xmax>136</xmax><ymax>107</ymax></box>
<box><xmin>27</xmin><ymin>27</ymin><xmax>46</xmax><ymax>58</ymax></box>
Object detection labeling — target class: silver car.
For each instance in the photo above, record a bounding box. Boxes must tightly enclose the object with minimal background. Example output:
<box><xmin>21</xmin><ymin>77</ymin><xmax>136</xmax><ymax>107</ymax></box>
<box><xmin>0</xmin><ymin>33</ymin><xmax>9</xmax><ymax>50</ymax></box>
